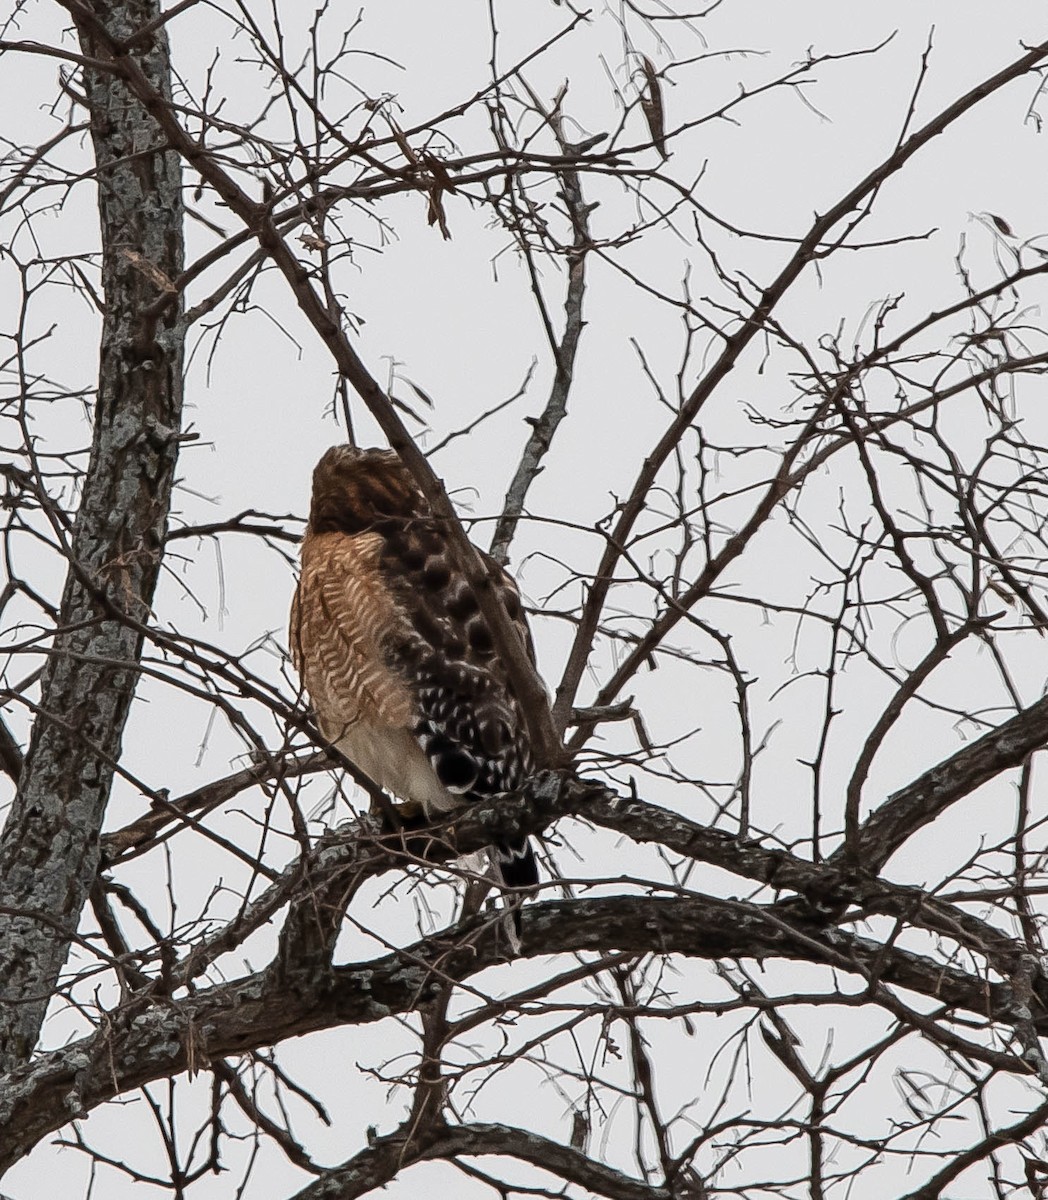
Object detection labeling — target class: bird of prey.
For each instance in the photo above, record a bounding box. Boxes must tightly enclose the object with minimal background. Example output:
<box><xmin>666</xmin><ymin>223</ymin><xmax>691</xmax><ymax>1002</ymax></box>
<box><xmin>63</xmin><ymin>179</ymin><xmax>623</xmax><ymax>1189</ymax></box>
<box><xmin>290</xmin><ymin>445</ymin><xmax>540</xmax><ymax>897</ymax></box>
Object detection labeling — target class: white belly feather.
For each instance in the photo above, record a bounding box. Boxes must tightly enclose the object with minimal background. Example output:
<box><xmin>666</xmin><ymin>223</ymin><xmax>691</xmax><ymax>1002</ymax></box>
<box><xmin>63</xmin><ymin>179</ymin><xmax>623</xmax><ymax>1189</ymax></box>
<box><xmin>335</xmin><ymin>721</ymin><xmax>460</xmax><ymax>815</ymax></box>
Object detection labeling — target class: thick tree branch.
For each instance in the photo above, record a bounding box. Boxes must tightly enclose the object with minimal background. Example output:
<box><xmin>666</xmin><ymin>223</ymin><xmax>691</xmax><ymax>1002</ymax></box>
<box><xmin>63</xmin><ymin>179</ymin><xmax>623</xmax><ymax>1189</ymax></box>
<box><xmin>110</xmin><ymin>751</ymin><xmax>1048</xmax><ymax>995</ymax></box>
<box><xmin>834</xmin><ymin>690</ymin><xmax>1048</xmax><ymax>873</ymax></box>
<box><xmin>288</xmin><ymin>1120</ymin><xmax>673</xmax><ymax>1200</ymax></box>
<box><xmin>0</xmin><ymin>887</ymin><xmax>1038</xmax><ymax>1175</ymax></box>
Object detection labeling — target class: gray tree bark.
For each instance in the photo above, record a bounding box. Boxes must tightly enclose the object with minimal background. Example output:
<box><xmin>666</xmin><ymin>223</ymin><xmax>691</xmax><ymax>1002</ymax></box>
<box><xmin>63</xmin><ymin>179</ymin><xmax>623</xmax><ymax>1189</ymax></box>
<box><xmin>0</xmin><ymin>0</ymin><xmax>183</xmax><ymax>1072</ymax></box>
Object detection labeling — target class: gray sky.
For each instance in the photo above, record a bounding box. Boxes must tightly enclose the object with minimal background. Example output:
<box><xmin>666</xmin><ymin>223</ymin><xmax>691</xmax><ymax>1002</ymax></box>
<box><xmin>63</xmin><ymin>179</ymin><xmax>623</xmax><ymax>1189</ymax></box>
<box><xmin>4</xmin><ymin>1</ymin><xmax>1048</xmax><ymax>1196</ymax></box>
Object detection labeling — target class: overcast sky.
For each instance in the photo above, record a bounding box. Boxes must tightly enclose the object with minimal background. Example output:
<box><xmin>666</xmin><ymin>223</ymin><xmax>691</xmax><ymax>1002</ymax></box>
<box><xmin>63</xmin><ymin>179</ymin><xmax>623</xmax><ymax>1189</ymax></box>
<box><xmin>4</xmin><ymin>1</ymin><xmax>1048</xmax><ymax>1196</ymax></box>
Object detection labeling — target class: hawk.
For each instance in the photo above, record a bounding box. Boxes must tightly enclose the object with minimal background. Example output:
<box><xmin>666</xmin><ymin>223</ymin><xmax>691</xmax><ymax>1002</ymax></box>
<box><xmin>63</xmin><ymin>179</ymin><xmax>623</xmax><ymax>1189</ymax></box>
<box><xmin>290</xmin><ymin>445</ymin><xmax>540</xmax><ymax>893</ymax></box>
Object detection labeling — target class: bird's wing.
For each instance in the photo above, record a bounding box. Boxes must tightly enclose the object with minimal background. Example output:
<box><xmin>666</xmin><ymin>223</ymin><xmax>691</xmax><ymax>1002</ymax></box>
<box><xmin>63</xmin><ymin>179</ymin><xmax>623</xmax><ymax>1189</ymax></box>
<box><xmin>377</xmin><ymin>518</ymin><xmax>535</xmax><ymax>798</ymax></box>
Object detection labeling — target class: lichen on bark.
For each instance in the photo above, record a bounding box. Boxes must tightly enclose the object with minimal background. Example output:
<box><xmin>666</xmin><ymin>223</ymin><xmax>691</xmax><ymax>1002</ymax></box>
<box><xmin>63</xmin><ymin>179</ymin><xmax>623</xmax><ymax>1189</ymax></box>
<box><xmin>0</xmin><ymin>0</ymin><xmax>185</xmax><ymax>1072</ymax></box>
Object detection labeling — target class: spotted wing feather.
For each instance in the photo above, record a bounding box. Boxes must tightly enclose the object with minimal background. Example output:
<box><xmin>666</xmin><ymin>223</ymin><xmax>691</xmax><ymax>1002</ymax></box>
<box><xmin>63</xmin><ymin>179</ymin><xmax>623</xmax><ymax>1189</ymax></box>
<box><xmin>377</xmin><ymin>518</ymin><xmax>536</xmax><ymax>804</ymax></box>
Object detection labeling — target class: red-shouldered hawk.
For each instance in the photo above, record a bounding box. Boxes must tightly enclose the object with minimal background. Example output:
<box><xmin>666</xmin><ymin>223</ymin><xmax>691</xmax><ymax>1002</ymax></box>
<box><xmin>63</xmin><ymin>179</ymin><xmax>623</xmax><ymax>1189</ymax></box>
<box><xmin>290</xmin><ymin>445</ymin><xmax>539</xmax><ymax>893</ymax></box>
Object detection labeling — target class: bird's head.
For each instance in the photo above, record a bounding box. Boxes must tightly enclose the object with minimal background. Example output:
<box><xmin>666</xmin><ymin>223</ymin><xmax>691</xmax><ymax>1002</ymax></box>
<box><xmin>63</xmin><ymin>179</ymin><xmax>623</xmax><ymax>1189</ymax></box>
<box><xmin>308</xmin><ymin>446</ymin><xmax>426</xmax><ymax>535</ymax></box>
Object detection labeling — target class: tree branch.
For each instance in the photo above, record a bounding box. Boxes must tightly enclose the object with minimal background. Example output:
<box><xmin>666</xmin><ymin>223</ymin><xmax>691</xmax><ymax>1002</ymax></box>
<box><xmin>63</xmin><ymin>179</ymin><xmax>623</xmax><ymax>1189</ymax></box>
<box><xmin>288</xmin><ymin>1119</ymin><xmax>674</xmax><ymax>1200</ymax></box>
<box><xmin>551</xmin><ymin>34</ymin><xmax>1048</xmax><ymax>732</ymax></box>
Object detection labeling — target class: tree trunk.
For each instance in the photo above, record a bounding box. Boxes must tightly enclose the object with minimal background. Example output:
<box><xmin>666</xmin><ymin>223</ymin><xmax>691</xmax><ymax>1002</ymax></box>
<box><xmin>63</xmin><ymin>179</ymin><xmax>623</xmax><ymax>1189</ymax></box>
<box><xmin>0</xmin><ymin>0</ymin><xmax>184</xmax><ymax>1071</ymax></box>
